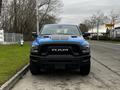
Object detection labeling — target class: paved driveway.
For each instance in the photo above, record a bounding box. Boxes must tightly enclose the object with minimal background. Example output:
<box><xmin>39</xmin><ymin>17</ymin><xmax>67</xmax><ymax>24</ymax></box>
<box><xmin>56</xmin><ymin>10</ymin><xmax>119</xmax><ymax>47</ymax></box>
<box><xmin>12</xmin><ymin>41</ymin><xmax>120</xmax><ymax>90</ymax></box>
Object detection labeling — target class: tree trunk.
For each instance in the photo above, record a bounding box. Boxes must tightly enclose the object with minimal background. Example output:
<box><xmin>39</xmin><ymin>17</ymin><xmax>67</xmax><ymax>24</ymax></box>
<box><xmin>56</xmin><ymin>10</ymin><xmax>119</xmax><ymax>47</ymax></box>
<box><xmin>0</xmin><ymin>0</ymin><xmax>2</xmax><ymax>15</ymax></box>
<box><xmin>13</xmin><ymin>0</ymin><xmax>17</xmax><ymax>33</ymax></box>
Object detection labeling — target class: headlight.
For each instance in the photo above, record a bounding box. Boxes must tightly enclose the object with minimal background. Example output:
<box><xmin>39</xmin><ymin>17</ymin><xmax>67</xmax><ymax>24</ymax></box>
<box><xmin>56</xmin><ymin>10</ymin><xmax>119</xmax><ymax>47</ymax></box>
<box><xmin>31</xmin><ymin>46</ymin><xmax>39</xmax><ymax>53</ymax></box>
<box><xmin>82</xmin><ymin>44</ymin><xmax>90</xmax><ymax>53</ymax></box>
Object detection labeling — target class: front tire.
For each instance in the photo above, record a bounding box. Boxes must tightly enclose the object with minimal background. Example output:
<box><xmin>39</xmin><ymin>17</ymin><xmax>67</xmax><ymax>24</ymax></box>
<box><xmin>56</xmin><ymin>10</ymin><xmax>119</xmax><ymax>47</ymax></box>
<box><xmin>30</xmin><ymin>61</ymin><xmax>40</xmax><ymax>75</ymax></box>
<box><xmin>80</xmin><ymin>61</ymin><xmax>91</xmax><ymax>76</ymax></box>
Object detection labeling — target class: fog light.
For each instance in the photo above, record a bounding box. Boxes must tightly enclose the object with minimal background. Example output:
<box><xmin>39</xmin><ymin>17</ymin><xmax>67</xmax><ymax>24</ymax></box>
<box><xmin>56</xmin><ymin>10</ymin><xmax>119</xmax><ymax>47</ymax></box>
<box><xmin>31</xmin><ymin>46</ymin><xmax>39</xmax><ymax>53</ymax></box>
<box><xmin>82</xmin><ymin>49</ymin><xmax>90</xmax><ymax>53</ymax></box>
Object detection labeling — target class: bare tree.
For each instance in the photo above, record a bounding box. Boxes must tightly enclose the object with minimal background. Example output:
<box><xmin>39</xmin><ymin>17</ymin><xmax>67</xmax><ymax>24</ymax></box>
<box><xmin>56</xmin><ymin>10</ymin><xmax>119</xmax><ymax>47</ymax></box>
<box><xmin>108</xmin><ymin>10</ymin><xmax>120</xmax><ymax>25</ymax></box>
<box><xmin>92</xmin><ymin>11</ymin><xmax>105</xmax><ymax>40</ymax></box>
<box><xmin>83</xmin><ymin>19</ymin><xmax>92</xmax><ymax>30</ymax></box>
<box><xmin>82</xmin><ymin>11</ymin><xmax>106</xmax><ymax>40</ymax></box>
<box><xmin>79</xmin><ymin>23</ymin><xmax>89</xmax><ymax>33</ymax></box>
<box><xmin>1</xmin><ymin>0</ymin><xmax>62</xmax><ymax>40</ymax></box>
<box><xmin>38</xmin><ymin>0</ymin><xmax>62</xmax><ymax>28</ymax></box>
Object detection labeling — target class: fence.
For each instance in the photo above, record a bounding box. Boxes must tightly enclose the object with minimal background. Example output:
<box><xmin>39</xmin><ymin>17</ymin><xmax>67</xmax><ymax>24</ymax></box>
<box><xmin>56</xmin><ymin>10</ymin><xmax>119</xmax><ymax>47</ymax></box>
<box><xmin>4</xmin><ymin>33</ymin><xmax>23</xmax><ymax>43</ymax></box>
<box><xmin>0</xmin><ymin>30</ymin><xmax>23</xmax><ymax>44</ymax></box>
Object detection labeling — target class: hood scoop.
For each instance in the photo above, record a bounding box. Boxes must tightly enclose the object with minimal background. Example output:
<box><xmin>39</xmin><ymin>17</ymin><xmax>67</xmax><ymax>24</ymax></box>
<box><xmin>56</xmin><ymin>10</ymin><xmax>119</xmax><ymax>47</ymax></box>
<box><xmin>71</xmin><ymin>36</ymin><xmax>77</xmax><ymax>38</ymax></box>
<box><xmin>51</xmin><ymin>35</ymin><xmax>69</xmax><ymax>40</ymax></box>
<box><xmin>43</xmin><ymin>35</ymin><xmax>50</xmax><ymax>38</ymax></box>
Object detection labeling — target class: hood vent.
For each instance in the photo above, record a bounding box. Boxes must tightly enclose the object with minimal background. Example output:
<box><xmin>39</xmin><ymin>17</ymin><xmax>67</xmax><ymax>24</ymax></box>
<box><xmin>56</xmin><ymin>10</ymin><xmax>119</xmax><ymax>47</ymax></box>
<box><xmin>71</xmin><ymin>36</ymin><xmax>77</xmax><ymax>38</ymax></box>
<box><xmin>43</xmin><ymin>36</ymin><xmax>50</xmax><ymax>38</ymax></box>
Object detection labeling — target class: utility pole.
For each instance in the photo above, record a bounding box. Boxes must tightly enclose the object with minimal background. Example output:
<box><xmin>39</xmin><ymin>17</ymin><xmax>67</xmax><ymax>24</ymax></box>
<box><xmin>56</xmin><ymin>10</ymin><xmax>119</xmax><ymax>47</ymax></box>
<box><xmin>36</xmin><ymin>0</ymin><xmax>39</xmax><ymax>35</ymax></box>
<box><xmin>97</xmin><ymin>20</ymin><xmax>100</xmax><ymax>40</ymax></box>
<box><xmin>90</xmin><ymin>21</ymin><xmax>94</xmax><ymax>37</ymax></box>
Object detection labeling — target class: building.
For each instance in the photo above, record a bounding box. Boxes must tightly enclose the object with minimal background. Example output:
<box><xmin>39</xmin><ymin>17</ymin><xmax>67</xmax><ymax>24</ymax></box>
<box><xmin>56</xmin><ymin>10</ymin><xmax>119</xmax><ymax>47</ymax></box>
<box><xmin>109</xmin><ymin>27</ymin><xmax>120</xmax><ymax>39</ymax></box>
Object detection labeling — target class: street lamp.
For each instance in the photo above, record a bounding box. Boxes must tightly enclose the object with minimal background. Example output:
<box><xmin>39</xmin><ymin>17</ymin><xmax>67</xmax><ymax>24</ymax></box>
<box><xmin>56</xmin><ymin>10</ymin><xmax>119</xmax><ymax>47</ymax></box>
<box><xmin>36</xmin><ymin>0</ymin><xmax>39</xmax><ymax>35</ymax></box>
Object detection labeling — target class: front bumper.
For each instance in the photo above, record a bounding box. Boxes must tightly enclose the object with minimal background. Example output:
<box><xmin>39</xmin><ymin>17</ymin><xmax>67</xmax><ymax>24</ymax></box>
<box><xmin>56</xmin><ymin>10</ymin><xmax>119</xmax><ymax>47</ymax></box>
<box><xmin>30</xmin><ymin>54</ymin><xmax>90</xmax><ymax>65</ymax></box>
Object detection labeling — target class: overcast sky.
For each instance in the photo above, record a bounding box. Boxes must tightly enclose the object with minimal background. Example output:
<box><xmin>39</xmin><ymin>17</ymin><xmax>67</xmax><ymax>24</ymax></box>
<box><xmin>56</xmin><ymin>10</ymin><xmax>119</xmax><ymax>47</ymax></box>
<box><xmin>59</xmin><ymin>0</ymin><xmax>120</xmax><ymax>24</ymax></box>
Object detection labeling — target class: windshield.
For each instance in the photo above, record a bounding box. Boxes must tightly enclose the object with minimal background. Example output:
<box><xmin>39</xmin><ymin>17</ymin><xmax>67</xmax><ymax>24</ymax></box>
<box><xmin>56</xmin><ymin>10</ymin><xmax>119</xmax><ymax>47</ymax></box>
<box><xmin>40</xmin><ymin>25</ymin><xmax>81</xmax><ymax>35</ymax></box>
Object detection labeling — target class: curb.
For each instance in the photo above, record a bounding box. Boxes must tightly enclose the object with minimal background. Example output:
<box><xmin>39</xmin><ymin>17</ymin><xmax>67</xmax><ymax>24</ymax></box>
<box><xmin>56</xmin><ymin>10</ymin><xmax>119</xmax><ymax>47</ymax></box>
<box><xmin>0</xmin><ymin>64</ymin><xmax>29</xmax><ymax>90</ymax></box>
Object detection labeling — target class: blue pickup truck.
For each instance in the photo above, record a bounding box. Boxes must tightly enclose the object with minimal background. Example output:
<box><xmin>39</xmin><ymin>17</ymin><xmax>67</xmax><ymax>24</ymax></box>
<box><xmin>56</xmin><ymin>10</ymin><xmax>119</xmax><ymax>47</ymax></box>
<box><xmin>30</xmin><ymin>24</ymin><xmax>91</xmax><ymax>75</ymax></box>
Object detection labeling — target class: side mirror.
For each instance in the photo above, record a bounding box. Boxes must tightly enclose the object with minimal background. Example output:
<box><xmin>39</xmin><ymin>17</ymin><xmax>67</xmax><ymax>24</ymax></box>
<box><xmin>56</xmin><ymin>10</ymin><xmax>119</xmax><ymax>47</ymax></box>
<box><xmin>32</xmin><ymin>32</ymin><xmax>38</xmax><ymax>38</ymax></box>
<box><xmin>82</xmin><ymin>32</ymin><xmax>90</xmax><ymax>38</ymax></box>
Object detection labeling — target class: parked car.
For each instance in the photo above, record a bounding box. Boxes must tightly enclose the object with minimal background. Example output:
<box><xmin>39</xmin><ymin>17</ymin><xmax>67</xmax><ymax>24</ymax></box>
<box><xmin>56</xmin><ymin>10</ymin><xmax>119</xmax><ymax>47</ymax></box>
<box><xmin>30</xmin><ymin>24</ymin><xmax>91</xmax><ymax>75</ymax></box>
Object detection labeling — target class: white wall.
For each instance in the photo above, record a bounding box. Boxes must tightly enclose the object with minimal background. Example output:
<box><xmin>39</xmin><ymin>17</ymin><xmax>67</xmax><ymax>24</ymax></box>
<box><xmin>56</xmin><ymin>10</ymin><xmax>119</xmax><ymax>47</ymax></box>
<box><xmin>0</xmin><ymin>30</ymin><xmax>4</xmax><ymax>43</ymax></box>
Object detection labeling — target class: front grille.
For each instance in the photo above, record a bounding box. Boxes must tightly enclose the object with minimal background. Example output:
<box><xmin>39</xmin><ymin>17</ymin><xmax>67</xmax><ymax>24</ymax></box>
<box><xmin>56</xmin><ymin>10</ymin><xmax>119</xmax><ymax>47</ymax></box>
<box><xmin>38</xmin><ymin>44</ymin><xmax>82</xmax><ymax>56</ymax></box>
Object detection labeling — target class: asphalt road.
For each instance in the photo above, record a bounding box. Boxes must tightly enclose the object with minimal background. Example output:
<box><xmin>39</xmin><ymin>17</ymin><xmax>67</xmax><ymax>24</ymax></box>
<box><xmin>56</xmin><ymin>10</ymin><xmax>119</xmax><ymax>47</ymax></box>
<box><xmin>11</xmin><ymin>41</ymin><xmax>120</xmax><ymax>90</ymax></box>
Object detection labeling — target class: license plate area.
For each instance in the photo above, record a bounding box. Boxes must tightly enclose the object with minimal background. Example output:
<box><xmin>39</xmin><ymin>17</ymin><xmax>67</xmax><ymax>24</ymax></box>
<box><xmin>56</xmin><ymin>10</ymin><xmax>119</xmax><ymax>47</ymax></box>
<box><xmin>55</xmin><ymin>64</ymin><xmax>65</xmax><ymax>69</ymax></box>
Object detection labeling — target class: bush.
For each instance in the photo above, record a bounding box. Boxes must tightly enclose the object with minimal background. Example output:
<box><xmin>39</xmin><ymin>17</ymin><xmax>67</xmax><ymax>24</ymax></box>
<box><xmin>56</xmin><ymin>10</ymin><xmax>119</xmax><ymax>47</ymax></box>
<box><xmin>91</xmin><ymin>35</ymin><xmax>120</xmax><ymax>42</ymax></box>
<box><xmin>110</xmin><ymin>38</ymin><xmax>120</xmax><ymax>41</ymax></box>
<box><xmin>91</xmin><ymin>35</ymin><xmax>110</xmax><ymax>40</ymax></box>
